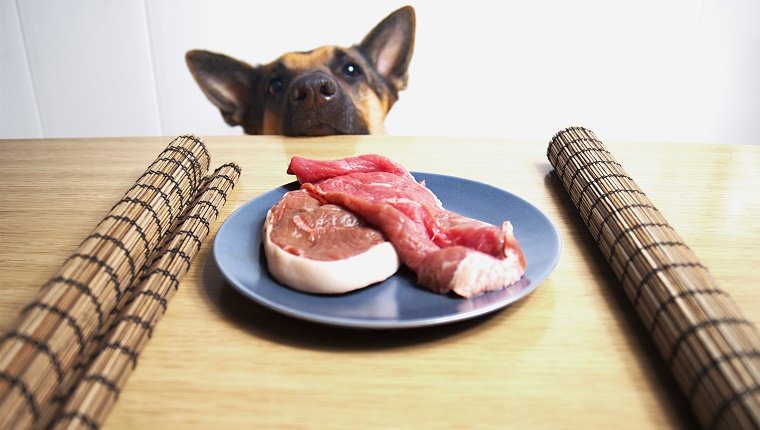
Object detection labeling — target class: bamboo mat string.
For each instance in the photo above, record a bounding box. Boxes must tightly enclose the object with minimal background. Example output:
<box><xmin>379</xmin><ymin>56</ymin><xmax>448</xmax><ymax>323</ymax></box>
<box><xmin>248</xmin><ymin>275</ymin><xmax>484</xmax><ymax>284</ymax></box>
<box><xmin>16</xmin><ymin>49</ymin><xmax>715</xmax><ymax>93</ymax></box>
<box><xmin>0</xmin><ymin>135</ymin><xmax>240</xmax><ymax>430</ymax></box>
<box><xmin>547</xmin><ymin>126</ymin><xmax>760</xmax><ymax>429</ymax></box>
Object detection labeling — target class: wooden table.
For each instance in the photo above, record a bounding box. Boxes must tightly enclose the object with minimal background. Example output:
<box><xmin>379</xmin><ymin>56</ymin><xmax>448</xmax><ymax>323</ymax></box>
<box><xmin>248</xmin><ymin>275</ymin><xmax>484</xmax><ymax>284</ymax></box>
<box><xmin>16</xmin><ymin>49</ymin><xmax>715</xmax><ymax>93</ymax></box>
<box><xmin>1</xmin><ymin>135</ymin><xmax>758</xmax><ymax>429</ymax></box>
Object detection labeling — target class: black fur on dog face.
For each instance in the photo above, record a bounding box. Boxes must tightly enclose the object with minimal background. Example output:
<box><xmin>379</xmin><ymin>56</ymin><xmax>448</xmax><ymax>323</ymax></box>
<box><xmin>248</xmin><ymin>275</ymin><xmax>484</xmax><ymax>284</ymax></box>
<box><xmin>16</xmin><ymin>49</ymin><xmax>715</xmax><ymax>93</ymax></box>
<box><xmin>186</xmin><ymin>6</ymin><xmax>415</xmax><ymax>136</ymax></box>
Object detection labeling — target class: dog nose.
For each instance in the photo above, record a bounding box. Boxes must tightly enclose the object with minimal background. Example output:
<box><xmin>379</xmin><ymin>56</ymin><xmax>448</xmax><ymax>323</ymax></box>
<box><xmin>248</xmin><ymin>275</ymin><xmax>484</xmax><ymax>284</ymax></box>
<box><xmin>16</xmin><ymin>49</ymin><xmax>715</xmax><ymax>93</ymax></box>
<box><xmin>290</xmin><ymin>73</ymin><xmax>338</xmax><ymax>107</ymax></box>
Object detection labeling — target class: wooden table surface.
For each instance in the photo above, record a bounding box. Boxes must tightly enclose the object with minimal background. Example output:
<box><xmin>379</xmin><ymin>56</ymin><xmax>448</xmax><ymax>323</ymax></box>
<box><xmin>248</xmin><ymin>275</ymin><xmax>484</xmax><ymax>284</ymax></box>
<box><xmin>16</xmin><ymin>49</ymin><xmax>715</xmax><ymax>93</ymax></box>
<box><xmin>1</xmin><ymin>135</ymin><xmax>758</xmax><ymax>429</ymax></box>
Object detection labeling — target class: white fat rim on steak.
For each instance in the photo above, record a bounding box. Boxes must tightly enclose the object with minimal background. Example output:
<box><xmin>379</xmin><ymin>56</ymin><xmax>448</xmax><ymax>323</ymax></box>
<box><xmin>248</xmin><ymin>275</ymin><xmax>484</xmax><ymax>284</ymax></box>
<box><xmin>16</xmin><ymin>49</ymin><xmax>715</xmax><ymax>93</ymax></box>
<box><xmin>263</xmin><ymin>208</ymin><xmax>401</xmax><ymax>294</ymax></box>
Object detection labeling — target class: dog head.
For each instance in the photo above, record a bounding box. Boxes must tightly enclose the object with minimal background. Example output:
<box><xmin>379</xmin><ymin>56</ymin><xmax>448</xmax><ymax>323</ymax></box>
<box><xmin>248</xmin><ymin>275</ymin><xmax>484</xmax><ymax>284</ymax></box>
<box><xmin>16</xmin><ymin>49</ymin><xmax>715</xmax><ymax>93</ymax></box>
<box><xmin>186</xmin><ymin>6</ymin><xmax>415</xmax><ymax>136</ymax></box>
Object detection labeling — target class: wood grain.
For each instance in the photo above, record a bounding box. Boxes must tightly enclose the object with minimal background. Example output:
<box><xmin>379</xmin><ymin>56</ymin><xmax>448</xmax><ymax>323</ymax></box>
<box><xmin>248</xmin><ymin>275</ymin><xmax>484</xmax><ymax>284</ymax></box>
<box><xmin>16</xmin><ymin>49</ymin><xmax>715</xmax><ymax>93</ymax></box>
<box><xmin>1</xmin><ymin>135</ymin><xmax>759</xmax><ymax>429</ymax></box>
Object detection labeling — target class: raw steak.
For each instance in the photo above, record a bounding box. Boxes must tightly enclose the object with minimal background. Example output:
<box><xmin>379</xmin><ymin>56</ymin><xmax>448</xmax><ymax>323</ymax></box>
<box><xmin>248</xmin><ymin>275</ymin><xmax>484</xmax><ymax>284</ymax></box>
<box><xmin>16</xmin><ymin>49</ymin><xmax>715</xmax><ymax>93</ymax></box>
<box><xmin>263</xmin><ymin>189</ymin><xmax>399</xmax><ymax>294</ymax></box>
<box><xmin>288</xmin><ymin>154</ymin><xmax>527</xmax><ymax>298</ymax></box>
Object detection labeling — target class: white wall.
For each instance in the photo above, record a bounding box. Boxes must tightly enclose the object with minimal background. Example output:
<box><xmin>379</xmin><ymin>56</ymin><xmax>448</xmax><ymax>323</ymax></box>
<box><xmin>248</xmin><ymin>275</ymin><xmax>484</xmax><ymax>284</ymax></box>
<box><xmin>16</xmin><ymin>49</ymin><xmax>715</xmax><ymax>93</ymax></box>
<box><xmin>1</xmin><ymin>0</ymin><xmax>758</xmax><ymax>144</ymax></box>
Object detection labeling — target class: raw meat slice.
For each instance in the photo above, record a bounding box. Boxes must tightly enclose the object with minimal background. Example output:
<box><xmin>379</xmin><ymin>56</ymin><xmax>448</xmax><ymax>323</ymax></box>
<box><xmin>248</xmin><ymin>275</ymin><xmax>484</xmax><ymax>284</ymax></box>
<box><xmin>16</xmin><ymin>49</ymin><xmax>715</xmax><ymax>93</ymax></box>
<box><xmin>287</xmin><ymin>154</ymin><xmax>410</xmax><ymax>184</ymax></box>
<box><xmin>311</xmin><ymin>190</ymin><xmax>525</xmax><ymax>298</ymax></box>
<box><xmin>289</xmin><ymin>155</ymin><xmax>527</xmax><ymax>298</ymax></box>
<box><xmin>263</xmin><ymin>189</ymin><xmax>399</xmax><ymax>294</ymax></box>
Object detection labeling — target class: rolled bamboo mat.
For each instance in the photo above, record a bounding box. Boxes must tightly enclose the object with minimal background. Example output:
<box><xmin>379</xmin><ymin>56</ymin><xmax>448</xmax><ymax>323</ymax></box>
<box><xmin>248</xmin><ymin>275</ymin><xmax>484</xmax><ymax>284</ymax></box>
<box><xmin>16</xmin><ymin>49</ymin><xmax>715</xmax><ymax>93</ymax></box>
<box><xmin>51</xmin><ymin>164</ymin><xmax>241</xmax><ymax>430</ymax></box>
<box><xmin>547</xmin><ymin>126</ymin><xmax>760</xmax><ymax>429</ymax></box>
<box><xmin>0</xmin><ymin>136</ymin><xmax>241</xmax><ymax>430</ymax></box>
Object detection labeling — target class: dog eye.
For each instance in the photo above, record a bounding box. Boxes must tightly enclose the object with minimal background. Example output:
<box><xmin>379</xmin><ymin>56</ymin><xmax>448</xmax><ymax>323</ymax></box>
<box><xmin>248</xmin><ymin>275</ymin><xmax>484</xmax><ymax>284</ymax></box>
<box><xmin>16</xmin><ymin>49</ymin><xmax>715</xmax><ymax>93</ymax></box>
<box><xmin>342</xmin><ymin>63</ymin><xmax>361</xmax><ymax>79</ymax></box>
<box><xmin>267</xmin><ymin>78</ymin><xmax>284</xmax><ymax>96</ymax></box>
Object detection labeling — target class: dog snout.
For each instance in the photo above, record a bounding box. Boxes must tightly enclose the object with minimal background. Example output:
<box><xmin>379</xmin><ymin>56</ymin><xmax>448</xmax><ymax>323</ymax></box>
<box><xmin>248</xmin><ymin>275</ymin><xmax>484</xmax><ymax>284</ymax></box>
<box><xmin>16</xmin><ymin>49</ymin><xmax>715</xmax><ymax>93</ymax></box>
<box><xmin>290</xmin><ymin>73</ymin><xmax>338</xmax><ymax>107</ymax></box>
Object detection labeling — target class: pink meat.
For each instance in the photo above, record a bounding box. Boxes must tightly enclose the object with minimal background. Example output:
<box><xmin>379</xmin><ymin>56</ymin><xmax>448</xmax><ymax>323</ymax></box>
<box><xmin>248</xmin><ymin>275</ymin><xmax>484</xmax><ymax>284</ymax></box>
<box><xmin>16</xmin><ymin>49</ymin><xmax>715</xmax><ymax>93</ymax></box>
<box><xmin>287</xmin><ymin>154</ymin><xmax>409</xmax><ymax>184</ymax></box>
<box><xmin>289</xmin><ymin>155</ymin><xmax>527</xmax><ymax>298</ymax></box>
<box><xmin>267</xmin><ymin>189</ymin><xmax>388</xmax><ymax>261</ymax></box>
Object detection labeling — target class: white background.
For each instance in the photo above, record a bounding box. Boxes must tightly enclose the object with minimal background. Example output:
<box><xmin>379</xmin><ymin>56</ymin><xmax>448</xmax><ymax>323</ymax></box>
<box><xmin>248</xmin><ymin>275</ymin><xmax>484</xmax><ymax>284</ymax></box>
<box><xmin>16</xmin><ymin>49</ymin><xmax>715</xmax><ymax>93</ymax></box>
<box><xmin>1</xmin><ymin>0</ymin><xmax>758</xmax><ymax>144</ymax></box>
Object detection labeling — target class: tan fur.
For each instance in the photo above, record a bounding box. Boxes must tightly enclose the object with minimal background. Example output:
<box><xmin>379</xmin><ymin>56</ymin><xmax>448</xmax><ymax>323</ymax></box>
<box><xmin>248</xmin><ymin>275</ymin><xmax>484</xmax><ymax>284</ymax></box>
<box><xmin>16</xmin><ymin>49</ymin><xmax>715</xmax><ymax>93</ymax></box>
<box><xmin>357</xmin><ymin>89</ymin><xmax>388</xmax><ymax>134</ymax></box>
<box><xmin>262</xmin><ymin>110</ymin><xmax>280</xmax><ymax>134</ymax></box>
<box><xmin>279</xmin><ymin>47</ymin><xmax>335</xmax><ymax>72</ymax></box>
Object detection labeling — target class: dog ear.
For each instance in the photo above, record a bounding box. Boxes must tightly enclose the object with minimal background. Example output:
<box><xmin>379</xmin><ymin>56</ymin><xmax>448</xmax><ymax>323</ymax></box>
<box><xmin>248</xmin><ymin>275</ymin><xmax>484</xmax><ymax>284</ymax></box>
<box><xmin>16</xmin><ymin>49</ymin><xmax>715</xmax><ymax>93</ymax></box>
<box><xmin>359</xmin><ymin>6</ymin><xmax>416</xmax><ymax>93</ymax></box>
<box><xmin>185</xmin><ymin>50</ymin><xmax>259</xmax><ymax>128</ymax></box>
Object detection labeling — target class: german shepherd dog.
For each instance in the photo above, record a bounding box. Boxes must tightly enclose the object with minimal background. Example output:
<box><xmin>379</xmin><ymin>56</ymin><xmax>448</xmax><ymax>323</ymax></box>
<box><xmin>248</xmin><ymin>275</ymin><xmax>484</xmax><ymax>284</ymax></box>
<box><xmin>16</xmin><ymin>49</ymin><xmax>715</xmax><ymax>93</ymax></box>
<box><xmin>186</xmin><ymin>6</ymin><xmax>415</xmax><ymax>136</ymax></box>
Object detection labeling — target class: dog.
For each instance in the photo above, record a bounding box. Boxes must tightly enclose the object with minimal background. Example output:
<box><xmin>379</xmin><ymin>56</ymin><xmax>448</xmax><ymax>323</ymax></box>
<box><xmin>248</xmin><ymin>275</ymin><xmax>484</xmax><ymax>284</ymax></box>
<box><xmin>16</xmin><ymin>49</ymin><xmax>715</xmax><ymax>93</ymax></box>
<box><xmin>186</xmin><ymin>6</ymin><xmax>415</xmax><ymax>136</ymax></box>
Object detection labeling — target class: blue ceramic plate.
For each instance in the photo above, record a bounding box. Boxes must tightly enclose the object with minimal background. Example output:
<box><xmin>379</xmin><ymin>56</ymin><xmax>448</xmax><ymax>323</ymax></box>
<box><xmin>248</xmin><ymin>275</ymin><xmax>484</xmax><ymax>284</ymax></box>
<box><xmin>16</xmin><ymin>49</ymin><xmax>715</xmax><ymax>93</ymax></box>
<box><xmin>213</xmin><ymin>173</ymin><xmax>561</xmax><ymax>329</ymax></box>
